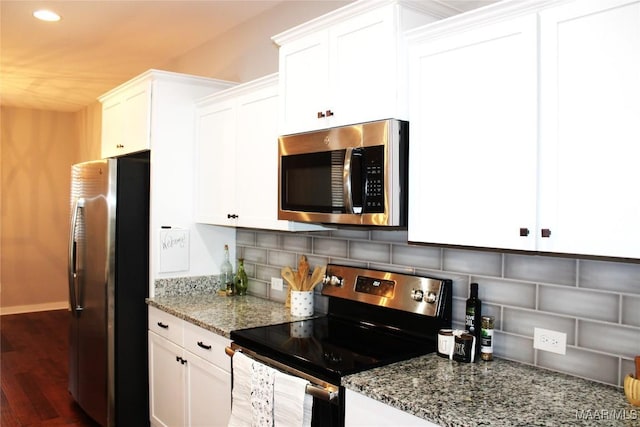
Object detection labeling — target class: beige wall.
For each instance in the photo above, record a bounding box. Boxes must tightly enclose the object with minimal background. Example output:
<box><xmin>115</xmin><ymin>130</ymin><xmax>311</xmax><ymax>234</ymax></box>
<box><xmin>1</xmin><ymin>107</ymin><xmax>79</xmax><ymax>313</ymax></box>
<box><xmin>161</xmin><ymin>1</ymin><xmax>351</xmax><ymax>82</ymax></box>
<box><xmin>0</xmin><ymin>1</ymin><xmax>348</xmax><ymax>313</ymax></box>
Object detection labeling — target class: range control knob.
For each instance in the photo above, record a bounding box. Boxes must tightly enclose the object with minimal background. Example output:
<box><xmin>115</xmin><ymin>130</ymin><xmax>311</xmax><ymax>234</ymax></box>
<box><xmin>424</xmin><ymin>291</ymin><xmax>437</xmax><ymax>304</ymax></box>
<box><xmin>323</xmin><ymin>275</ymin><xmax>344</xmax><ymax>287</ymax></box>
<box><xmin>411</xmin><ymin>289</ymin><xmax>424</xmax><ymax>302</ymax></box>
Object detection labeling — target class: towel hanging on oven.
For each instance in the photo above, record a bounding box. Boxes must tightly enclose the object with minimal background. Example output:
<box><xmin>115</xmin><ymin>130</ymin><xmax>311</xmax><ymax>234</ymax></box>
<box><xmin>228</xmin><ymin>352</ymin><xmax>252</xmax><ymax>427</ymax></box>
<box><xmin>252</xmin><ymin>360</ymin><xmax>275</xmax><ymax>427</ymax></box>
<box><xmin>274</xmin><ymin>371</ymin><xmax>312</xmax><ymax>427</ymax></box>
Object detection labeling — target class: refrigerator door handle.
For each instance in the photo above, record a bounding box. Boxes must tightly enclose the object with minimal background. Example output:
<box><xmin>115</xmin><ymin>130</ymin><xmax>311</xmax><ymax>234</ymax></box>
<box><xmin>68</xmin><ymin>197</ymin><xmax>85</xmax><ymax>315</ymax></box>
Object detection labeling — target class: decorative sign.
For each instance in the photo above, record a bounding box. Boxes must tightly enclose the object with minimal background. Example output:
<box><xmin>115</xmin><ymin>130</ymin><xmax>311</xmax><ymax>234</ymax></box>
<box><xmin>159</xmin><ymin>227</ymin><xmax>189</xmax><ymax>273</ymax></box>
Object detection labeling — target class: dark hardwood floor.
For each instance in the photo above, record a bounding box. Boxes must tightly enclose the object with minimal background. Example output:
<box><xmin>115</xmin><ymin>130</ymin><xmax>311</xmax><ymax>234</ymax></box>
<box><xmin>1</xmin><ymin>310</ymin><xmax>99</xmax><ymax>426</ymax></box>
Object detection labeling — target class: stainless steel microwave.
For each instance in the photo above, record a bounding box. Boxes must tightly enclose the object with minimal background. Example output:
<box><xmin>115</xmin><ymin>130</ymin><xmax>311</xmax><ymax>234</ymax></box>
<box><xmin>278</xmin><ymin>119</ymin><xmax>408</xmax><ymax>226</ymax></box>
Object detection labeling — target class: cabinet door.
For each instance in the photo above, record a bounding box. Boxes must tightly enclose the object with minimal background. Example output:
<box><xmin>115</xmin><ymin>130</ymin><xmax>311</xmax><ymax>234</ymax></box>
<box><xmin>538</xmin><ymin>0</ymin><xmax>640</xmax><ymax>258</ymax></box>
<box><xmin>345</xmin><ymin>389</ymin><xmax>437</xmax><ymax>427</ymax></box>
<box><xmin>101</xmin><ymin>81</ymin><xmax>151</xmax><ymax>158</ymax></box>
<box><xmin>185</xmin><ymin>352</ymin><xmax>231</xmax><ymax>427</ymax></box>
<box><xmin>194</xmin><ymin>100</ymin><xmax>237</xmax><ymax>225</ymax></box>
<box><xmin>279</xmin><ymin>31</ymin><xmax>330</xmax><ymax>134</ymax></box>
<box><xmin>101</xmin><ymin>97</ymin><xmax>124</xmax><ymax>158</ymax></box>
<box><xmin>330</xmin><ymin>6</ymin><xmax>397</xmax><ymax>127</ymax></box>
<box><xmin>149</xmin><ymin>332</ymin><xmax>186</xmax><ymax>427</ymax></box>
<box><xmin>235</xmin><ymin>85</ymin><xmax>283</xmax><ymax>229</ymax></box>
<box><xmin>122</xmin><ymin>80</ymin><xmax>152</xmax><ymax>155</ymax></box>
<box><xmin>408</xmin><ymin>15</ymin><xmax>538</xmax><ymax>251</ymax></box>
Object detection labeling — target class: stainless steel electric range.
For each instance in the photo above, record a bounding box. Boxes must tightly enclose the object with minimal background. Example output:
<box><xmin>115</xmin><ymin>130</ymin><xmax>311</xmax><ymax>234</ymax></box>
<box><xmin>227</xmin><ymin>264</ymin><xmax>452</xmax><ymax>426</ymax></box>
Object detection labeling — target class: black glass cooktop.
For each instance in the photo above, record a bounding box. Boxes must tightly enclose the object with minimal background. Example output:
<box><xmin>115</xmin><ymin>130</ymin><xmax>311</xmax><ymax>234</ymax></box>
<box><xmin>230</xmin><ymin>315</ymin><xmax>436</xmax><ymax>384</ymax></box>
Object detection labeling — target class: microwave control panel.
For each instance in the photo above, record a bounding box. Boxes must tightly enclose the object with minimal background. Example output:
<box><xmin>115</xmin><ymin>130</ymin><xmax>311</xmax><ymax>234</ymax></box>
<box><xmin>362</xmin><ymin>145</ymin><xmax>384</xmax><ymax>213</ymax></box>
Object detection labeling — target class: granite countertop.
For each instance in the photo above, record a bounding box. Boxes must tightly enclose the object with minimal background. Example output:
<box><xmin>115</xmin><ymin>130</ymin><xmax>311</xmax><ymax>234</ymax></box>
<box><xmin>146</xmin><ymin>293</ymin><xmax>307</xmax><ymax>338</ymax></box>
<box><xmin>147</xmin><ymin>294</ymin><xmax>638</xmax><ymax>426</ymax></box>
<box><xmin>343</xmin><ymin>354</ymin><xmax>638</xmax><ymax>426</ymax></box>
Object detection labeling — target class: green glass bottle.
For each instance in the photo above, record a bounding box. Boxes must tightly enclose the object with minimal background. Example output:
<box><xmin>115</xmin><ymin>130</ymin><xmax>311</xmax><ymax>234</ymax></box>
<box><xmin>234</xmin><ymin>258</ymin><xmax>248</xmax><ymax>296</ymax></box>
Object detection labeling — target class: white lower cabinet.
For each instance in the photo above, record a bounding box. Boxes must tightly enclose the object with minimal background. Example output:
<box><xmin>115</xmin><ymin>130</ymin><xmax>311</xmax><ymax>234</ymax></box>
<box><xmin>149</xmin><ymin>307</ymin><xmax>231</xmax><ymax>427</ymax></box>
<box><xmin>345</xmin><ymin>389</ymin><xmax>438</xmax><ymax>427</ymax></box>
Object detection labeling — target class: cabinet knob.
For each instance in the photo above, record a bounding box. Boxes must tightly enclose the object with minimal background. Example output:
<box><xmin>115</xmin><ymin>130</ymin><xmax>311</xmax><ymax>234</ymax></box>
<box><xmin>116</xmin><ymin>144</ymin><xmax>124</xmax><ymax>149</ymax></box>
<box><xmin>317</xmin><ymin>111</ymin><xmax>325</xmax><ymax>118</ymax></box>
<box><xmin>541</xmin><ymin>228</ymin><xmax>552</xmax><ymax>238</ymax></box>
<box><xmin>325</xmin><ymin>110</ymin><xmax>334</xmax><ymax>117</ymax></box>
<box><xmin>227</xmin><ymin>214</ymin><xmax>238</xmax><ymax>219</ymax></box>
<box><xmin>519</xmin><ymin>228</ymin><xmax>530</xmax><ymax>237</ymax></box>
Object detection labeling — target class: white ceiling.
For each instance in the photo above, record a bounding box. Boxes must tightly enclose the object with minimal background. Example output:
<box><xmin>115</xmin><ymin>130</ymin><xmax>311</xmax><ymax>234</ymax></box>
<box><xmin>0</xmin><ymin>0</ymin><xmax>493</xmax><ymax>113</ymax></box>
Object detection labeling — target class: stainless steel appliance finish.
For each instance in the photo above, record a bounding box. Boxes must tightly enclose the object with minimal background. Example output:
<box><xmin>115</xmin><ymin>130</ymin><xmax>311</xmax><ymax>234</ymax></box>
<box><xmin>229</xmin><ymin>264</ymin><xmax>451</xmax><ymax>427</ymax></box>
<box><xmin>278</xmin><ymin>119</ymin><xmax>408</xmax><ymax>226</ymax></box>
<box><xmin>321</xmin><ymin>264</ymin><xmax>447</xmax><ymax>317</ymax></box>
<box><xmin>68</xmin><ymin>153</ymin><xmax>150</xmax><ymax>427</ymax></box>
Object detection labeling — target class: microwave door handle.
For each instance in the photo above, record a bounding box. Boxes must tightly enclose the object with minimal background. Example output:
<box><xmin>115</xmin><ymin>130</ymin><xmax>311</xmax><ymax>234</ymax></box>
<box><xmin>343</xmin><ymin>148</ymin><xmax>354</xmax><ymax>214</ymax></box>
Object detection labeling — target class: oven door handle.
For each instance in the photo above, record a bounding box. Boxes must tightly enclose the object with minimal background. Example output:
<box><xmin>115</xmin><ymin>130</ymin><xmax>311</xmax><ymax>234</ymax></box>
<box><xmin>225</xmin><ymin>345</ymin><xmax>339</xmax><ymax>403</ymax></box>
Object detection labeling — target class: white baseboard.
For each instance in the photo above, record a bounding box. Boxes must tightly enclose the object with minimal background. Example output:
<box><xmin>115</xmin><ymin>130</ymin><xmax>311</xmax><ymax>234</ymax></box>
<box><xmin>0</xmin><ymin>301</ymin><xmax>69</xmax><ymax>316</ymax></box>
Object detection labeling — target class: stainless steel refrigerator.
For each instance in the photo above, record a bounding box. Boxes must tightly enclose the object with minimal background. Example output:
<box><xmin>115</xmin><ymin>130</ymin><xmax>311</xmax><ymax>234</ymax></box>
<box><xmin>68</xmin><ymin>152</ymin><xmax>150</xmax><ymax>427</ymax></box>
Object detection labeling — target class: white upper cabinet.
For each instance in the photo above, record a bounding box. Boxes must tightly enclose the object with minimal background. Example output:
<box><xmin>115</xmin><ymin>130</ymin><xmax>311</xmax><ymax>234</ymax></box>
<box><xmin>273</xmin><ymin>0</ymin><xmax>451</xmax><ymax>135</ymax></box>
<box><xmin>100</xmin><ymin>78</ymin><xmax>151</xmax><ymax>158</ymax></box>
<box><xmin>538</xmin><ymin>0</ymin><xmax>640</xmax><ymax>258</ymax></box>
<box><xmin>195</xmin><ymin>74</ymin><xmax>326</xmax><ymax>231</ymax></box>
<box><xmin>407</xmin><ymin>11</ymin><xmax>539</xmax><ymax>251</ymax></box>
<box><xmin>100</xmin><ymin>70</ymin><xmax>237</xmax><ymax>287</ymax></box>
<box><xmin>408</xmin><ymin>0</ymin><xmax>640</xmax><ymax>259</ymax></box>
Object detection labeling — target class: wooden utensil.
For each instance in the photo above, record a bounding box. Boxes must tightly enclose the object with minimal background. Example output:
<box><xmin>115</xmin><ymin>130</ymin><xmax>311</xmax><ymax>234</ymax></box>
<box><xmin>281</xmin><ymin>267</ymin><xmax>299</xmax><ymax>291</ymax></box>
<box><xmin>635</xmin><ymin>355</ymin><xmax>640</xmax><ymax>379</ymax></box>
<box><xmin>307</xmin><ymin>265</ymin><xmax>326</xmax><ymax>292</ymax></box>
<box><xmin>297</xmin><ymin>255</ymin><xmax>309</xmax><ymax>290</ymax></box>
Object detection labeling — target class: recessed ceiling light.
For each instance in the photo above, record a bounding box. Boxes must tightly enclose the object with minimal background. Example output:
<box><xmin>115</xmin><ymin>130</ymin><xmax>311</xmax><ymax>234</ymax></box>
<box><xmin>33</xmin><ymin>9</ymin><xmax>61</xmax><ymax>22</ymax></box>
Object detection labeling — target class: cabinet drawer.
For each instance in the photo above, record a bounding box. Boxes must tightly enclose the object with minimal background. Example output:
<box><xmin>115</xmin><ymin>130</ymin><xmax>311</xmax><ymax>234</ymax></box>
<box><xmin>183</xmin><ymin>321</ymin><xmax>231</xmax><ymax>372</ymax></box>
<box><xmin>148</xmin><ymin>306</ymin><xmax>184</xmax><ymax>345</ymax></box>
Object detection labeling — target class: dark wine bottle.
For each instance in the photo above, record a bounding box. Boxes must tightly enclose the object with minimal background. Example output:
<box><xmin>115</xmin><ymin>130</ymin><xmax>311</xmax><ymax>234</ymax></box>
<box><xmin>465</xmin><ymin>282</ymin><xmax>482</xmax><ymax>361</ymax></box>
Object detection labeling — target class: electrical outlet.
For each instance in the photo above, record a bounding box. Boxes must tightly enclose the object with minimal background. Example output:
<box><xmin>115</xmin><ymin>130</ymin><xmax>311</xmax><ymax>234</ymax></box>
<box><xmin>271</xmin><ymin>277</ymin><xmax>283</xmax><ymax>291</ymax></box>
<box><xmin>533</xmin><ymin>327</ymin><xmax>567</xmax><ymax>355</ymax></box>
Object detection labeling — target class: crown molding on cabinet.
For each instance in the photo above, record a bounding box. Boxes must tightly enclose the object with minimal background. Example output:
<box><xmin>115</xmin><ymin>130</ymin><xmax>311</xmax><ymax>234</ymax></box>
<box><xmin>405</xmin><ymin>0</ymin><xmax>572</xmax><ymax>43</ymax></box>
<box><xmin>272</xmin><ymin>0</ymin><xmax>460</xmax><ymax>46</ymax></box>
<box><xmin>195</xmin><ymin>73</ymin><xmax>278</xmax><ymax>106</ymax></box>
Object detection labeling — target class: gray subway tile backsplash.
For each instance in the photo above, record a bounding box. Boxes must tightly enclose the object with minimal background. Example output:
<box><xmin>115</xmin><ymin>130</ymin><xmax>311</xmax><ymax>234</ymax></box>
<box><xmin>443</xmin><ymin>248</ymin><xmax>503</xmax><ymax>276</ymax></box>
<box><xmin>236</xmin><ymin>227</ymin><xmax>640</xmax><ymax>387</ymax></box>
<box><xmin>502</xmin><ymin>308</ymin><xmax>575</xmax><ymax>343</ymax></box>
<box><xmin>504</xmin><ymin>254</ymin><xmax>576</xmax><ymax>286</ymax></box>
<box><xmin>537</xmin><ymin>347</ymin><xmax>619</xmax><ymax>386</ymax></box>
<box><xmin>392</xmin><ymin>244</ymin><xmax>441</xmax><ymax>269</ymax></box>
<box><xmin>622</xmin><ymin>295</ymin><xmax>640</xmax><ymax>327</ymax></box>
<box><xmin>579</xmin><ymin>259</ymin><xmax>640</xmax><ymax>295</ymax></box>
<box><xmin>538</xmin><ymin>285</ymin><xmax>619</xmax><ymax>323</ymax></box>
<box><xmin>577</xmin><ymin>321</ymin><xmax>640</xmax><ymax>359</ymax></box>
<box><xmin>473</xmin><ymin>277</ymin><xmax>536</xmax><ymax>309</ymax></box>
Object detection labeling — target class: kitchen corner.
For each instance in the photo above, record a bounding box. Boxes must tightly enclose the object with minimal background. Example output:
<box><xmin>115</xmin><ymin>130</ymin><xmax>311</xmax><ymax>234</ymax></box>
<box><xmin>343</xmin><ymin>355</ymin><xmax>638</xmax><ymax>426</ymax></box>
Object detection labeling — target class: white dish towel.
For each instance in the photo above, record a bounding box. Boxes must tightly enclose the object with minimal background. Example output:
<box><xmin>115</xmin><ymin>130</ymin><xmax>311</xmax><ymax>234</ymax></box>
<box><xmin>251</xmin><ymin>359</ymin><xmax>276</xmax><ymax>427</ymax></box>
<box><xmin>228</xmin><ymin>352</ymin><xmax>253</xmax><ymax>427</ymax></box>
<box><xmin>273</xmin><ymin>370</ymin><xmax>313</xmax><ymax>427</ymax></box>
